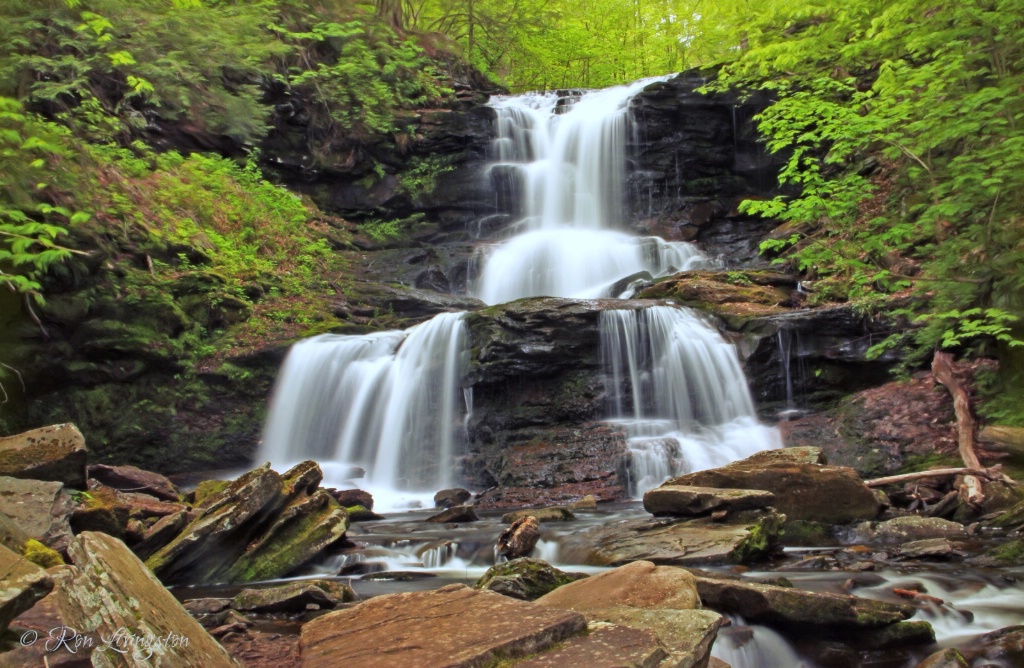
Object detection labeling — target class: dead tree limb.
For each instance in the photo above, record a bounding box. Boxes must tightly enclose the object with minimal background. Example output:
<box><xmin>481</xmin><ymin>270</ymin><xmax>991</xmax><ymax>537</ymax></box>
<box><xmin>865</xmin><ymin>466</ymin><xmax>1007</xmax><ymax>488</ymax></box>
<box><xmin>931</xmin><ymin>351</ymin><xmax>984</xmax><ymax>506</ymax></box>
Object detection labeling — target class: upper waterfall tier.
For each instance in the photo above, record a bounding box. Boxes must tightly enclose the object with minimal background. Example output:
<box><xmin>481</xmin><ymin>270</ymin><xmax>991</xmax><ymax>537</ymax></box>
<box><xmin>473</xmin><ymin>77</ymin><xmax>709</xmax><ymax>304</ymax></box>
<box><xmin>259</xmin><ymin>312</ymin><xmax>469</xmax><ymax>503</ymax></box>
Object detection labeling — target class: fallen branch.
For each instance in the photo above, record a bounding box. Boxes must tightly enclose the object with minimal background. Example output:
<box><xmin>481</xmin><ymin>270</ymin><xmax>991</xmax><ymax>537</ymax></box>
<box><xmin>932</xmin><ymin>351</ymin><xmax>985</xmax><ymax>507</ymax></box>
<box><xmin>865</xmin><ymin>466</ymin><xmax>1007</xmax><ymax>488</ymax></box>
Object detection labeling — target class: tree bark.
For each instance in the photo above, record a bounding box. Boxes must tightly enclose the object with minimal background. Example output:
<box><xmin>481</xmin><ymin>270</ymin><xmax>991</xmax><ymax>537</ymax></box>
<box><xmin>376</xmin><ymin>0</ymin><xmax>404</xmax><ymax>31</ymax></box>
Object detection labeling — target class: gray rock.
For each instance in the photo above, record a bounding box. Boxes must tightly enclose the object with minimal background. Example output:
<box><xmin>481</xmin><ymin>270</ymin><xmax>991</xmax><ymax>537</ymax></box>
<box><xmin>897</xmin><ymin>538</ymin><xmax>970</xmax><ymax>560</ymax></box>
<box><xmin>425</xmin><ymin>504</ymin><xmax>478</xmax><ymax>523</ymax></box>
<box><xmin>434</xmin><ymin>488</ymin><xmax>472</xmax><ymax>508</ymax></box>
<box><xmin>852</xmin><ymin>516</ymin><xmax>968</xmax><ymax>545</ymax></box>
<box><xmin>643</xmin><ymin>485</ymin><xmax>775</xmax><ymax>517</ymax></box>
<box><xmin>0</xmin><ymin>476</ymin><xmax>74</xmax><ymax>553</ymax></box>
<box><xmin>559</xmin><ymin>511</ymin><xmax>785</xmax><ymax>567</ymax></box>
<box><xmin>0</xmin><ymin>423</ymin><xmax>87</xmax><ymax>489</ymax></box>
<box><xmin>232</xmin><ymin>580</ymin><xmax>357</xmax><ymax>613</ymax></box>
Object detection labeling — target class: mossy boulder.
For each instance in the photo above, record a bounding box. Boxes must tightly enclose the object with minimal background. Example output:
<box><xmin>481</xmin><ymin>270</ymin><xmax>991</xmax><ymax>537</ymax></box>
<box><xmin>635</xmin><ymin>270</ymin><xmax>797</xmax><ymax>325</ymax></box>
<box><xmin>474</xmin><ymin>558</ymin><xmax>586</xmax><ymax>601</ymax></box>
<box><xmin>146</xmin><ymin>461</ymin><xmax>349</xmax><ymax>585</ymax></box>
<box><xmin>21</xmin><ymin>538</ymin><xmax>64</xmax><ymax>568</ymax></box>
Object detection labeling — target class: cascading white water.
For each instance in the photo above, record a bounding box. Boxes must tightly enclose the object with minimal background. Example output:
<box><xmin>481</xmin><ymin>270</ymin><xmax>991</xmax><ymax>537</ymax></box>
<box><xmin>601</xmin><ymin>306</ymin><xmax>781</xmax><ymax>495</ymax></box>
<box><xmin>259</xmin><ymin>312</ymin><xmax>469</xmax><ymax>509</ymax></box>
<box><xmin>475</xmin><ymin>78</ymin><xmax>707</xmax><ymax>303</ymax></box>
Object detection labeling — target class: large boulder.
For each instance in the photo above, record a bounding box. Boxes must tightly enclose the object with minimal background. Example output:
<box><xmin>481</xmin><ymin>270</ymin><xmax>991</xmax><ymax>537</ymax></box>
<box><xmin>559</xmin><ymin>510</ymin><xmax>785</xmax><ymax>567</ymax></box>
<box><xmin>0</xmin><ymin>476</ymin><xmax>74</xmax><ymax>553</ymax></box>
<box><xmin>475</xmin><ymin>558</ymin><xmax>586</xmax><ymax>601</ymax></box>
<box><xmin>55</xmin><ymin>531</ymin><xmax>238</xmax><ymax>667</ymax></box>
<box><xmin>643</xmin><ymin>485</ymin><xmax>775</xmax><ymax>517</ymax></box>
<box><xmin>667</xmin><ymin>450</ymin><xmax>881</xmax><ymax>524</ymax></box>
<box><xmin>0</xmin><ymin>543</ymin><xmax>53</xmax><ymax>635</ymax></box>
<box><xmin>299</xmin><ymin>584</ymin><xmax>588</xmax><ymax>668</ymax></box>
<box><xmin>0</xmin><ymin>424</ymin><xmax>87</xmax><ymax>489</ymax></box>
<box><xmin>691</xmin><ymin>574</ymin><xmax>917</xmax><ymax>629</ymax></box>
<box><xmin>87</xmin><ymin>464</ymin><xmax>180</xmax><ymax>502</ymax></box>
<box><xmin>146</xmin><ymin>461</ymin><xmax>348</xmax><ymax>585</ymax></box>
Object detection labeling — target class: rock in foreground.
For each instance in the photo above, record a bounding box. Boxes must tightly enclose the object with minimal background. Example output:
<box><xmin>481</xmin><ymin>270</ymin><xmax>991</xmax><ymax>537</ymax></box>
<box><xmin>0</xmin><ymin>543</ymin><xmax>53</xmax><ymax>635</ymax></box>
<box><xmin>299</xmin><ymin>584</ymin><xmax>587</xmax><ymax>668</ymax></box>
<box><xmin>56</xmin><ymin>531</ymin><xmax>237</xmax><ymax>667</ymax></box>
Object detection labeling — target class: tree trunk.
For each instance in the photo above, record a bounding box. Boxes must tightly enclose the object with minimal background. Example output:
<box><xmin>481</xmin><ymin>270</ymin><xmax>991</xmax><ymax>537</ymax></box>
<box><xmin>376</xmin><ymin>0</ymin><xmax>403</xmax><ymax>31</ymax></box>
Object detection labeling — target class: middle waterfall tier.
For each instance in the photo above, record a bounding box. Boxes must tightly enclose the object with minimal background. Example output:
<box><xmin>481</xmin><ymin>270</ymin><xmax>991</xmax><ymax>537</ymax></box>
<box><xmin>474</xmin><ymin>78</ymin><xmax>709</xmax><ymax>304</ymax></box>
<box><xmin>601</xmin><ymin>305</ymin><xmax>781</xmax><ymax>496</ymax></box>
<box><xmin>259</xmin><ymin>312</ymin><xmax>470</xmax><ymax>500</ymax></box>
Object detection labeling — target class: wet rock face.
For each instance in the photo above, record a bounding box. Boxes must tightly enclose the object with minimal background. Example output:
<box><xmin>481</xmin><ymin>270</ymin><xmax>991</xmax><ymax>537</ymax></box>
<box><xmin>626</xmin><ymin>73</ymin><xmax>785</xmax><ymax>266</ymax></box>
<box><xmin>465</xmin><ymin>298</ymin><xmax>653</xmax><ymax>506</ymax></box>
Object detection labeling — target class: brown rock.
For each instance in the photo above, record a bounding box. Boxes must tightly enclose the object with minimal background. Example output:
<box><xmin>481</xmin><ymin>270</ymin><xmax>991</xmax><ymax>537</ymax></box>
<box><xmin>0</xmin><ymin>510</ymin><xmax>31</xmax><ymax>553</ymax></box>
<box><xmin>133</xmin><ymin>509</ymin><xmax>188</xmax><ymax>559</ymax></box>
<box><xmin>0</xmin><ymin>423</ymin><xmax>87</xmax><ymax>488</ymax></box>
<box><xmin>55</xmin><ymin>531</ymin><xmax>237</xmax><ymax>667</ymax></box>
<box><xmin>426</xmin><ymin>504</ymin><xmax>479</xmax><ymax>523</ymax></box>
<box><xmin>514</xmin><ymin>621</ymin><xmax>668</xmax><ymax>668</ymax></box>
<box><xmin>915</xmin><ymin>648</ymin><xmax>969</xmax><ymax>668</ymax></box>
<box><xmin>537</xmin><ymin>560</ymin><xmax>700</xmax><ymax>611</ymax></box>
<box><xmin>475</xmin><ymin>558</ymin><xmax>587</xmax><ymax>601</ymax></box>
<box><xmin>852</xmin><ymin>516</ymin><xmax>968</xmax><ymax>544</ymax></box>
<box><xmin>669</xmin><ymin>453</ymin><xmax>881</xmax><ymax>524</ymax></box>
<box><xmin>299</xmin><ymin>584</ymin><xmax>587</xmax><ymax>668</ymax></box>
<box><xmin>0</xmin><ymin>543</ymin><xmax>54</xmax><ymax>635</ymax></box>
<box><xmin>87</xmin><ymin>464</ymin><xmax>180</xmax><ymax>502</ymax></box>
<box><xmin>434</xmin><ymin>487</ymin><xmax>472</xmax><ymax>508</ymax></box>
<box><xmin>585</xmin><ymin>608</ymin><xmax>723</xmax><ymax>668</ymax></box>
<box><xmin>328</xmin><ymin>489</ymin><xmax>373</xmax><ymax>510</ymax></box>
<box><xmin>498</xmin><ymin>516</ymin><xmax>541</xmax><ymax>559</ymax></box>
<box><xmin>643</xmin><ymin>485</ymin><xmax>775</xmax><ymax>517</ymax></box>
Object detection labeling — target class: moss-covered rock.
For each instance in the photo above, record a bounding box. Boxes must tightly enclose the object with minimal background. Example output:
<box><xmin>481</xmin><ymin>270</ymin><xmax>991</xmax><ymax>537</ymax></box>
<box><xmin>21</xmin><ymin>539</ymin><xmax>63</xmax><ymax>568</ymax></box>
<box><xmin>475</xmin><ymin>558</ymin><xmax>586</xmax><ymax>601</ymax></box>
<box><xmin>232</xmin><ymin>579</ymin><xmax>357</xmax><ymax>613</ymax></box>
<box><xmin>0</xmin><ymin>423</ymin><xmax>87</xmax><ymax>488</ymax></box>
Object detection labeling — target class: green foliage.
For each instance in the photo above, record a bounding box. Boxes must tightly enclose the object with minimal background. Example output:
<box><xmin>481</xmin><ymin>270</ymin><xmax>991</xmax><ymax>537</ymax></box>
<box><xmin>0</xmin><ymin>97</ymin><xmax>81</xmax><ymax>301</ymax></box>
<box><xmin>398</xmin><ymin>155</ymin><xmax>454</xmax><ymax>196</ymax></box>
<box><xmin>707</xmin><ymin>0</ymin><xmax>1024</xmax><ymax>367</ymax></box>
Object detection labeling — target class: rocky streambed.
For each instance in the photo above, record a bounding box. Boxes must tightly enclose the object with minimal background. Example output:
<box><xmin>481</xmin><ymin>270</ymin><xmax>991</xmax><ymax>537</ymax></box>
<box><xmin>3</xmin><ymin>424</ymin><xmax>1024</xmax><ymax>667</ymax></box>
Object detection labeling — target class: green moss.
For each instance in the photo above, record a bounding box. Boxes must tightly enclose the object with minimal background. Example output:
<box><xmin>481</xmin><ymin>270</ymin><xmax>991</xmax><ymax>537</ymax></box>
<box><xmin>22</xmin><ymin>539</ymin><xmax>64</xmax><ymax>568</ymax></box>
<box><xmin>192</xmin><ymin>479</ymin><xmax>231</xmax><ymax>506</ymax></box>
<box><xmin>732</xmin><ymin>513</ymin><xmax>785</xmax><ymax>564</ymax></box>
<box><xmin>781</xmin><ymin>520</ymin><xmax>835</xmax><ymax>547</ymax></box>
<box><xmin>989</xmin><ymin>537</ymin><xmax>1024</xmax><ymax>565</ymax></box>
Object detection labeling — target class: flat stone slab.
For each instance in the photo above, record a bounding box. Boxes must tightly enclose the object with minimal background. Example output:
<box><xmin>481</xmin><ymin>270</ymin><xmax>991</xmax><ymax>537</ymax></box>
<box><xmin>536</xmin><ymin>561</ymin><xmax>699</xmax><ymax>611</ymax></box>
<box><xmin>589</xmin><ymin>608</ymin><xmax>723</xmax><ymax>668</ymax></box>
<box><xmin>558</xmin><ymin>512</ymin><xmax>784</xmax><ymax>567</ymax></box>
<box><xmin>643</xmin><ymin>486</ymin><xmax>775</xmax><ymax>517</ymax></box>
<box><xmin>692</xmin><ymin>574</ymin><xmax>916</xmax><ymax>628</ymax></box>
<box><xmin>299</xmin><ymin>584</ymin><xmax>587</xmax><ymax>668</ymax></box>
<box><xmin>0</xmin><ymin>542</ymin><xmax>53</xmax><ymax>635</ymax></box>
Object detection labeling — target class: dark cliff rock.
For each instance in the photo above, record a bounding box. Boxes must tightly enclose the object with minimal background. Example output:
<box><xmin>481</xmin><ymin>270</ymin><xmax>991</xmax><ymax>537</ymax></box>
<box><xmin>626</xmin><ymin>72</ymin><xmax>787</xmax><ymax>266</ymax></box>
<box><xmin>464</xmin><ymin>298</ymin><xmax>654</xmax><ymax>506</ymax></box>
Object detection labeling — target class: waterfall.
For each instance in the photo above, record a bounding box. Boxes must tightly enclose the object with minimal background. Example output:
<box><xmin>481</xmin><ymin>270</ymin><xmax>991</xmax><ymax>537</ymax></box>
<box><xmin>475</xmin><ymin>78</ymin><xmax>706</xmax><ymax>303</ymax></box>
<box><xmin>601</xmin><ymin>306</ymin><xmax>781</xmax><ymax>496</ymax></box>
<box><xmin>259</xmin><ymin>312</ymin><xmax>470</xmax><ymax>507</ymax></box>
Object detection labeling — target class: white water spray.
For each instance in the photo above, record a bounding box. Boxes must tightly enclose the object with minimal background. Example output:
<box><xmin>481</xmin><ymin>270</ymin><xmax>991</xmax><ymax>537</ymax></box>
<box><xmin>475</xmin><ymin>78</ymin><xmax>706</xmax><ymax>303</ymax></box>
<box><xmin>601</xmin><ymin>306</ymin><xmax>781</xmax><ymax>495</ymax></box>
<box><xmin>259</xmin><ymin>312</ymin><xmax>470</xmax><ymax>508</ymax></box>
